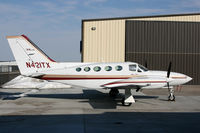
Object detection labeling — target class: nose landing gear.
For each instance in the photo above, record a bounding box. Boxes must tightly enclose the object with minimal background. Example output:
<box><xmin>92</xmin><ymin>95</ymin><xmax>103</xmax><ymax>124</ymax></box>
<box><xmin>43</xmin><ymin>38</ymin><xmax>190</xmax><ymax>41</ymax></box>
<box><xmin>168</xmin><ymin>87</ymin><xmax>175</xmax><ymax>101</ymax></box>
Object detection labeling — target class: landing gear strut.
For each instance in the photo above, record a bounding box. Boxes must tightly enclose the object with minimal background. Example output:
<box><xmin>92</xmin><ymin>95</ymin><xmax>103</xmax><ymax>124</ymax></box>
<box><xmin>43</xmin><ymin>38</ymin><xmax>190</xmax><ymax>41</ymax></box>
<box><xmin>121</xmin><ymin>88</ymin><xmax>135</xmax><ymax>106</ymax></box>
<box><xmin>168</xmin><ymin>87</ymin><xmax>175</xmax><ymax>101</ymax></box>
<box><xmin>109</xmin><ymin>89</ymin><xmax>119</xmax><ymax>97</ymax></box>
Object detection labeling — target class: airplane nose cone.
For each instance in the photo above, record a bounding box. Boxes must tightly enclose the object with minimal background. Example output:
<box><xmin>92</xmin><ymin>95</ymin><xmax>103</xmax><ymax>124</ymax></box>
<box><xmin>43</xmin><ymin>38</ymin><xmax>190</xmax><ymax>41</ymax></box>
<box><xmin>187</xmin><ymin>76</ymin><xmax>193</xmax><ymax>82</ymax></box>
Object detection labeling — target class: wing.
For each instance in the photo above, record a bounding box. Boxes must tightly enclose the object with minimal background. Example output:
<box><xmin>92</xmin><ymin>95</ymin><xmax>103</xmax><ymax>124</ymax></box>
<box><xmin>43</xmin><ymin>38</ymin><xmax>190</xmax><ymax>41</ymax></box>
<box><xmin>102</xmin><ymin>76</ymin><xmax>167</xmax><ymax>89</ymax></box>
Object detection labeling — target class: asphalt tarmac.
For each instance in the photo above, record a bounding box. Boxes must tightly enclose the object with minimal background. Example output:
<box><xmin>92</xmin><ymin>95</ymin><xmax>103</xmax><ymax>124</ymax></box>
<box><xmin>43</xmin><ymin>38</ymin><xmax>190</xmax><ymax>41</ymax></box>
<box><xmin>0</xmin><ymin>86</ymin><xmax>200</xmax><ymax>133</ymax></box>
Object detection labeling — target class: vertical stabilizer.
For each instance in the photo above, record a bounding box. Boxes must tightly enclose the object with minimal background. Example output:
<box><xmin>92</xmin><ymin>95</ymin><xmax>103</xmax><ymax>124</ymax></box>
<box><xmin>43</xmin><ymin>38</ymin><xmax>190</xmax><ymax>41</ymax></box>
<box><xmin>7</xmin><ymin>35</ymin><xmax>56</xmax><ymax>75</ymax></box>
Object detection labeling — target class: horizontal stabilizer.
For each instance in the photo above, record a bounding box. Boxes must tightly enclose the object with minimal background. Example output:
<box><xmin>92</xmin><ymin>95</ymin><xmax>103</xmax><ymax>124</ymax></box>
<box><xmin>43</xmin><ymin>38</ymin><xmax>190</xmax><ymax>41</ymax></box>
<box><xmin>27</xmin><ymin>73</ymin><xmax>45</xmax><ymax>78</ymax></box>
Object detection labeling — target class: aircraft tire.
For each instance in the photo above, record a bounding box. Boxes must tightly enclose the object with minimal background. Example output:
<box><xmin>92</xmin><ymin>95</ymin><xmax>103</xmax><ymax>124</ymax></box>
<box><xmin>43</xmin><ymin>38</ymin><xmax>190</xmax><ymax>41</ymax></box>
<box><xmin>109</xmin><ymin>89</ymin><xmax>119</xmax><ymax>97</ymax></box>
<box><xmin>168</xmin><ymin>94</ymin><xmax>175</xmax><ymax>101</ymax></box>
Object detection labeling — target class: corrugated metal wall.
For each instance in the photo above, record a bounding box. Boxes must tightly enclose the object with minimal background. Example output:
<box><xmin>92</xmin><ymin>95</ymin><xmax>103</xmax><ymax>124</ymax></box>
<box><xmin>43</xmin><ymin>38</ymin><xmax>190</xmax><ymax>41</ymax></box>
<box><xmin>125</xmin><ymin>21</ymin><xmax>200</xmax><ymax>84</ymax></box>
<box><xmin>82</xmin><ymin>14</ymin><xmax>200</xmax><ymax>63</ymax></box>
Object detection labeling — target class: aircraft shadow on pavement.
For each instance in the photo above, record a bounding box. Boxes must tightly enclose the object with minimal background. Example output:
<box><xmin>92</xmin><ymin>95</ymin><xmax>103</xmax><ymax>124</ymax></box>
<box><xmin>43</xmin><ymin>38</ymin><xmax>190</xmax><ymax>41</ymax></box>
<box><xmin>0</xmin><ymin>92</ymin><xmax>22</xmax><ymax>100</ymax></box>
<box><xmin>0</xmin><ymin>89</ymin><xmax>158</xmax><ymax>109</ymax></box>
<box><xmin>28</xmin><ymin>90</ymin><xmax>158</xmax><ymax>109</ymax></box>
<box><xmin>0</xmin><ymin>112</ymin><xmax>200</xmax><ymax>133</ymax></box>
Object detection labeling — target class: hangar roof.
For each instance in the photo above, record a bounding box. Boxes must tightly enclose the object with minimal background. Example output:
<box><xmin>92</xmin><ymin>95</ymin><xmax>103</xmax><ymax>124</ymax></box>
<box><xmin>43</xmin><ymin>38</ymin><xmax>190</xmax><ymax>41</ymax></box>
<box><xmin>82</xmin><ymin>13</ymin><xmax>200</xmax><ymax>22</ymax></box>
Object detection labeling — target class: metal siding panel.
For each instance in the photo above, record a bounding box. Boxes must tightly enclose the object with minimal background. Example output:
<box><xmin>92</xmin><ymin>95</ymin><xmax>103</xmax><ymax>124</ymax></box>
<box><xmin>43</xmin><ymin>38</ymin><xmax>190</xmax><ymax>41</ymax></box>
<box><xmin>83</xmin><ymin>20</ymin><xmax>125</xmax><ymax>62</ymax></box>
<box><xmin>126</xmin><ymin>20</ymin><xmax>200</xmax><ymax>84</ymax></box>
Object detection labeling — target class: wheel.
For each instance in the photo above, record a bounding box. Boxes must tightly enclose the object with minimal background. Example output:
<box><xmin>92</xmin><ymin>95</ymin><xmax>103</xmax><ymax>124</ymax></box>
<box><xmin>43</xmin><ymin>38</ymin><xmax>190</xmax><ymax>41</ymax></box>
<box><xmin>109</xmin><ymin>89</ymin><xmax>119</xmax><ymax>97</ymax></box>
<box><xmin>121</xmin><ymin>98</ymin><xmax>132</xmax><ymax>106</ymax></box>
<box><xmin>168</xmin><ymin>94</ymin><xmax>175</xmax><ymax>101</ymax></box>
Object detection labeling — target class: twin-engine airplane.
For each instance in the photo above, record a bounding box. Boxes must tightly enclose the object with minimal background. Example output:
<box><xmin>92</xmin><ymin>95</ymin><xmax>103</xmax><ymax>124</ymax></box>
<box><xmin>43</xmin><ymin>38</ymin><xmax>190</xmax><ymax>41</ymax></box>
<box><xmin>7</xmin><ymin>35</ymin><xmax>192</xmax><ymax>106</ymax></box>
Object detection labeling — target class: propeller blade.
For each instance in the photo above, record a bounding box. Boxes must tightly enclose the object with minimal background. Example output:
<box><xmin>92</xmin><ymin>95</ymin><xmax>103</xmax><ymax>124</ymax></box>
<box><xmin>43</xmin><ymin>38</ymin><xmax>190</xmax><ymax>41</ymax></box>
<box><xmin>167</xmin><ymin>82</ymin><xmax>170</xmax><ymax>90</ymax></box>
<box><xmin>145</xmin><ymin>60</ymin><xmax>147</xmax><ymax>68</ymax></box>
<box><xmin>167</xmin><ymin>62</ymin><xmax>172</xmax><ymax>78</ymax></box>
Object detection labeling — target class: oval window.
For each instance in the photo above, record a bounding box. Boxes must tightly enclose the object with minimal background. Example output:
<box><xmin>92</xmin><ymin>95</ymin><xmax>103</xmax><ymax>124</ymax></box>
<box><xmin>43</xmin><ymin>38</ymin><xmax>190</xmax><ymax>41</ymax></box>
<box><xmin>84</xmin><ymin>67</ymin><xmax>90</xmax><ymax>72</ymax></box>
<box><xmin>105</xmin><ymin>66</ymin><xmax>112</xmax><ymax>71</ymax></box>
<box><xmin>93</xmin><ymin>66</ymin><xmax>101</xmax><ymax>72</ymax></box>
<box><xmin>76</xmin><ymin>67</ymin><xmax>81</xmax><ymax>72</ymax></box>
<box><xmin>115</xmin><ymin>65</ymin><xmax>123</xmax><ymax>71</ymax></box>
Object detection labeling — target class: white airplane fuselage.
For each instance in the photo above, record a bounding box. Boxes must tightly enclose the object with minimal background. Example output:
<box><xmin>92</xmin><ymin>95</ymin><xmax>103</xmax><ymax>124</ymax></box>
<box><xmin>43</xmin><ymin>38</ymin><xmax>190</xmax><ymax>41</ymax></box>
<box><xmin>33</xmin><ymin>62</ymin><xmax>192</xmax><ymax>89</ymax></box>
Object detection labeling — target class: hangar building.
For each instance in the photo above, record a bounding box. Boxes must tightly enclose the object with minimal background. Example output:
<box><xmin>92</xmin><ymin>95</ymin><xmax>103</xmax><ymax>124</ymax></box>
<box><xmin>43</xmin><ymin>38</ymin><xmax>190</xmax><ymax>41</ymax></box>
<box><xmin>81</xmin><ymin>13</ymin><xmax>200</xmax><ymax>85</ymax></box>
<box><xmin>0</xmin><ymin>61</ymin><xmax>19</xmax><ymax>86</ymax></box>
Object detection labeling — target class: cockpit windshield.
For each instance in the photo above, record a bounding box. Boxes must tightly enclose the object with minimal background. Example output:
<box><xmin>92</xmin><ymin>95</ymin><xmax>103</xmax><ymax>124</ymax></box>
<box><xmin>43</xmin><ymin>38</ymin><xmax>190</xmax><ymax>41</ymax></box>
<box><xmin>138</xmin><ymin>64</ymin><xmax>148</xmax><ymax>72</ymax></box>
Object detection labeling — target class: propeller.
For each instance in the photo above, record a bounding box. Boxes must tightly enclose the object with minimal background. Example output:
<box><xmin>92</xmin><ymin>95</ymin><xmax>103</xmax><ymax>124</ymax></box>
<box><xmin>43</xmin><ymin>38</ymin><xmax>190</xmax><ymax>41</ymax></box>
<box><xmin>167</xmin><ymin>62</ymin><xmax>172</xmax><ymax>89</ymax></box>
<box><xmin>145</xmin><ymin>60</ymin><xmax>147</xmax><ymax>68</ymax></box>
<box><xmin>167</xmin><ymin>61</ymin><xmax>172</xmax><ymax>78</ymax></box>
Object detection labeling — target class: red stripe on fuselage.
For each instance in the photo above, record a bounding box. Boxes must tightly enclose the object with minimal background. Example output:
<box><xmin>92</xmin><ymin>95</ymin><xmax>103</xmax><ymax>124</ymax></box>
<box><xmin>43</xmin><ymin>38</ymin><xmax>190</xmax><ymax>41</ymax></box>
<box><xmin>103</xmin><ymin>81</ymin><xmax>167</xmax><ymax>86</ymax></box>
<box><xmin>40</xmin><ymin>77</ymin><xmax>130</xmax><ymax>80</ymax></box>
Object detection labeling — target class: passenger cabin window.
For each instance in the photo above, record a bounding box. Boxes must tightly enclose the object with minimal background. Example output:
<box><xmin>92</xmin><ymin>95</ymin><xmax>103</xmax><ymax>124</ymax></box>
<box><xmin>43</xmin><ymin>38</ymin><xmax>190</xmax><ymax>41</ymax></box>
<box><xmin>129</xmin><ymin>64</ymin><xmax>137</xmax><ymax>71</ymax></box>
<box><xmin>84</xmin><ymin>67</ymin><xmax>90</xmax><ymax>72</ymax></box>
<box><xmin>115</xmin><ymin>65</ymin><xmax>123</xmax><ymax>71</ymax></box>
<box><xmin>94</xmin><ymin>66</ymin><xmax>101</xmax><ymax>72</ymax></box>
<box><xmin>76</xmin><ymin>67</ymin><xmax>81</xmax><ymax>72</ymax></box>
<box><xmin>105</xmin><ymin>66</ymin><xmax>112</xmax><ymax>71</ymax></box>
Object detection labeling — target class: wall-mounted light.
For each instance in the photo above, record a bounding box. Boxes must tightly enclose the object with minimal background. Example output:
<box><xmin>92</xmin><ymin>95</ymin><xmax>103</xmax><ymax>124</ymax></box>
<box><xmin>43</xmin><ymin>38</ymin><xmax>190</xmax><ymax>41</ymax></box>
<box><xmin>91</xmin><ymin>27</ymin><xmax>96</xmax><ymax>31</ymax></box>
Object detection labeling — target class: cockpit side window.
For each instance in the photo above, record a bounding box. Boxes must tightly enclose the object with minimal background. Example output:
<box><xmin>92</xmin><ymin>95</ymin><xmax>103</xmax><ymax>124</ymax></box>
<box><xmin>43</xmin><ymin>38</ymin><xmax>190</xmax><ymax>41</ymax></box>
<box><xmin>129</xmin><ymin>64</ymin><xmax>137</xmax><ymax>71</ymax></box>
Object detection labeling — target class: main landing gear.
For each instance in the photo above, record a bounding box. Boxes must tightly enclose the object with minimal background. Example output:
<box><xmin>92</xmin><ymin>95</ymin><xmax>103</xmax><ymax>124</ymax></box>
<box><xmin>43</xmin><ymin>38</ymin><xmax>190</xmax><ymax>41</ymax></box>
<box><xmin>109</xmin><ymin>89</ymin><xmax>119</xmax><ymax>97</ymax></box>
<box><xmin>121</xmin><ymin>88</ymin><xmax>135</xmax><ymax>106</ymax></box>
<box><xmin>109</xmin><ymin>88</ymin><xmax>135</xmax><ymax>106</ymax></box>
<box><xmin>168</xmin><ymin>87</ymin><xmax>175</xmax><ymax>101</ymax></box>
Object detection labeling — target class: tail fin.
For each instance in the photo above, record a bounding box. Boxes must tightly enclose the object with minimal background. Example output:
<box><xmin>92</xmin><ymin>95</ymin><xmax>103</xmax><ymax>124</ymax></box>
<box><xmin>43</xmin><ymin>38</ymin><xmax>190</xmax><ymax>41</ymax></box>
<box><xmin>7</xmin><ymin>35</ymin><xmax>56</xmax><ymax>75</ymax></box>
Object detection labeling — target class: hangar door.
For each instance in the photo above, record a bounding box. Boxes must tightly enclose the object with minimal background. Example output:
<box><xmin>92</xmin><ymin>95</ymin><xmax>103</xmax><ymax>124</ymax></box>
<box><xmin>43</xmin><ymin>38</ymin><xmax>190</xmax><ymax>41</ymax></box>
<box><xmin>125</xmin><ymin>20</ymin><xmax>200</xmax><ymax>85</ymax></box>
